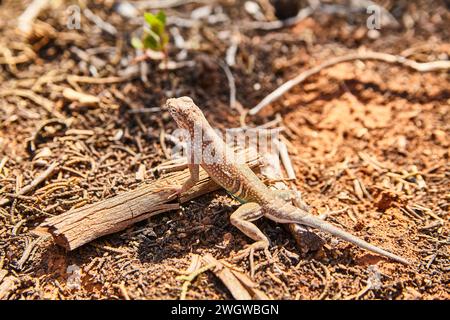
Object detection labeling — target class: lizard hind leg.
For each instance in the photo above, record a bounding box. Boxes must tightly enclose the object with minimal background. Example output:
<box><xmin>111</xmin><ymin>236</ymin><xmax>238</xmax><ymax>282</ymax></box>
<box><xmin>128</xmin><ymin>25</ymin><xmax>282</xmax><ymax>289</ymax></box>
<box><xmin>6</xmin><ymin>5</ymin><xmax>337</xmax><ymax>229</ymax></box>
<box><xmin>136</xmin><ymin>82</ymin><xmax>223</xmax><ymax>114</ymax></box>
<box><xmin>229</xmin><ymin>202</ymin><xmax>271</xmax><ymax>262</ymax></box>
<box><xmin>272</xmin><ymin>190</ymin><xmax>324</xmax><ymax>253</ymax></box>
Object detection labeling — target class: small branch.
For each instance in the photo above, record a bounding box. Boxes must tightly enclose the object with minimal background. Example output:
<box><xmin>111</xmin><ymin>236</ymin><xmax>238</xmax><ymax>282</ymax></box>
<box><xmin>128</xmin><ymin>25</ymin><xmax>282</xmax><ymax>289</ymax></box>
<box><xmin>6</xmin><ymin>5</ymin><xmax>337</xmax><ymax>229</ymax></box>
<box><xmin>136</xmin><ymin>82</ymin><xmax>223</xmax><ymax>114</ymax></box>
<box><xmin>17</xmin><ymin>0</ymin><xmax>50</xmax><ymax>35</ymax></box>
<box><xmin>83</xmin><ymin>8</ymin><xmax>118</xmax><ymax>35</ymax></box>
<box><xmin>202</xmin><ymin>254</ymin><xmax>252</xmax><ymax>300</ymax></box>
<box><xmin>249</xmin><ymin>51</ymin><xmax>450</xmax><ymax>115</ymax></box>
<box><xmin>0</xmin><ymin>89</ymin><xmax>63</xmax><ymax>118</ymax></box>
<box><xmin>67</xmin><ymin>75</ymin><xmax>131</xmax><ymax>86</ymax></box>
<box><xmin>0</xmin><ymin>162</ymin><xmax>59</xmax><ymax>207</ymax></box>
<box><xmin>177</xmin><ymin>262</ymin><xmax>215</xmax><ymax>300</ymax></box>
<box><xmin>219</xmin><ymin>61</ymin><xmax>241</xmax><ymax>112</ymax></box>
<box><xmin>62</xmin><ymin>88</ymin><xmax>100</xmax><ymax>106</ymax></box>
<box><xmin>274</xmin><ymin>139</ymin><xmax>296</xmax><ymax>180</ymax></box>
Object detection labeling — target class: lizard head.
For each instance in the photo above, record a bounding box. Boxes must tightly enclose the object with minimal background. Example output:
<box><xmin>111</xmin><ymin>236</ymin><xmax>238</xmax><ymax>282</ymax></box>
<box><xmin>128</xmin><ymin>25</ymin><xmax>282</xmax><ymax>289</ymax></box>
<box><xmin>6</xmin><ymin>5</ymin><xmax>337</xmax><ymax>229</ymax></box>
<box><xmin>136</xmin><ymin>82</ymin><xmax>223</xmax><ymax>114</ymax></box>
<box><xmin>165</xmin><ymin>96</ymin><xmax>206</xmax><ymax>129</ymax></box>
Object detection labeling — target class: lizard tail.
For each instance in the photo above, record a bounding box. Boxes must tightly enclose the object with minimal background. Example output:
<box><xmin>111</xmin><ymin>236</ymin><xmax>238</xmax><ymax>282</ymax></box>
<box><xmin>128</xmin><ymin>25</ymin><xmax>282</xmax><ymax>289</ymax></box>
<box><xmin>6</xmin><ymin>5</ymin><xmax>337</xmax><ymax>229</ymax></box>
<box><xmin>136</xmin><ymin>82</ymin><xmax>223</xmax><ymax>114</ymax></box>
<box><xmin>293</xmin><ymin>213</ymin><xmax>410</xmax><ymax>265</ymax></box>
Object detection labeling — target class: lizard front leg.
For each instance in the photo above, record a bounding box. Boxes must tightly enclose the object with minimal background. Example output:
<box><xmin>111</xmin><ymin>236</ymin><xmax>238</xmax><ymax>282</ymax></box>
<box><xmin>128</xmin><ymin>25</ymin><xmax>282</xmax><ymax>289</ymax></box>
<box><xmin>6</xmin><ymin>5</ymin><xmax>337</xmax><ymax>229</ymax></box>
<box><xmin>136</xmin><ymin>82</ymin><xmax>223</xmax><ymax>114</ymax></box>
<box><xmin>272</xmin><ymin>190</ymin><xmax>324</xmax><ymax>253</ymax></box>
<box><xmin>177</xmin><ymin>163</ymin><xmax>199</xmax><ymax>194</ymax></box>
<box><xmin>229</xmin><ymin>202</ymin><xmax>270</xmax><ymax>262</ymax></box>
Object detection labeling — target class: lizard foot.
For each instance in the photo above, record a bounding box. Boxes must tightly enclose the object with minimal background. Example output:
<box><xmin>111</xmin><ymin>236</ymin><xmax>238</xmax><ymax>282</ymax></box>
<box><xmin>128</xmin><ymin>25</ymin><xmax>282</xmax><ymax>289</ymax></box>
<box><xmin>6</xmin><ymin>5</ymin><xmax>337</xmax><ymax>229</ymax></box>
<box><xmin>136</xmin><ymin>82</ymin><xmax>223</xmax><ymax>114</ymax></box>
<box><xmin>154</xmin><ymin>185</ymin><xmax>183</xmax><ymax>196</ymax></box>
<box><xmin>229</xmin><ymin>241</ymin><xmax>271</xmax><ymax>263</ymax></box>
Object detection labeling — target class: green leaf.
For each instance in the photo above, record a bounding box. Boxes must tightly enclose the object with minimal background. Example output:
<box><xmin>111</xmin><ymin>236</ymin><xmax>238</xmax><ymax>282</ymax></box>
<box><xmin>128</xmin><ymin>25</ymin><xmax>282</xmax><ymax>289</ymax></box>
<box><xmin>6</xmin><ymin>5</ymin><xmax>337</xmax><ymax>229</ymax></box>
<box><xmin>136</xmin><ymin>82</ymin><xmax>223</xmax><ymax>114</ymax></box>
<box><xmin>140</xmin><ymin>10</ymin><xmax>169</xmax><ymax>52</ymax></box>
<box><xmin>156</xmin><ymin>10</ymin><xmax>166</xmax><ymax>24</ymax></box>
<box><xmin>144</xmin><ymin>12</ymin><xmax>163</xmax><ymax>30</ymax></box>
<box><xmin>143</xmin><ymin>12</ymin><xmax>156</xmax><ymax>26</ymax></box>
<box><xmin>131</xmin><ymin>37</ymin><xmax>143</xmax><ymax>49</ymax></box>
<box><xmin>143</xmin><ymin>29</ymin><xmax>161</xmax><ymax>50</ymax></box>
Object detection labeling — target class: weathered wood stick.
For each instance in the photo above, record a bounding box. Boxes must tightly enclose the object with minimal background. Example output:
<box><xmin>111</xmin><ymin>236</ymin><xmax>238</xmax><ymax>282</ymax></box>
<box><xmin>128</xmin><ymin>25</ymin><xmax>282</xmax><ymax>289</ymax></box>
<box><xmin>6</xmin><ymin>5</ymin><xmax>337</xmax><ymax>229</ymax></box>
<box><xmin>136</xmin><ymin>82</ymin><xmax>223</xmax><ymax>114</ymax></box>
<box><xmin>37</xmin><ymin>153</ymin><xmax>261</xmax><ymax>251</ymax></box>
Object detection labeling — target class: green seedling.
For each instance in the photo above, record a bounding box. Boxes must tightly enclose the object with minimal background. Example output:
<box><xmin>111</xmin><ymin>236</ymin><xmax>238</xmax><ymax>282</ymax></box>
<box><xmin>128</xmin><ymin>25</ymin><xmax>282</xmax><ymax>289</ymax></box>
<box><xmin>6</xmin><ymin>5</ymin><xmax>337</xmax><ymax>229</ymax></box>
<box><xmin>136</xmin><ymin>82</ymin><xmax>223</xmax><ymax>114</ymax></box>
<box><xmin>132</xmin><ymin>10</ymin><xmax>169</xmax><ymax>55</ymax></box>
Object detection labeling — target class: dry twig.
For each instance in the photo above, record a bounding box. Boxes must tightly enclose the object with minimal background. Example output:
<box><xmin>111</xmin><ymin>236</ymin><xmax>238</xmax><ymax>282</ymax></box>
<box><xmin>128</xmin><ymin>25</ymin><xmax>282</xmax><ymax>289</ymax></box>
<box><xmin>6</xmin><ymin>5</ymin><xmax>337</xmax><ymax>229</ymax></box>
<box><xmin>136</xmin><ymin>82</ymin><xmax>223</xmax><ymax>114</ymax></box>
<box><xmin>0</xmin><ymin>162</ymin><xmax>59</xmax><ymax>207</ymax></box>
<box><xmin>249</xmin><ymin>51</ymin><xmax>450</xmax><ymax>115</ymax></box>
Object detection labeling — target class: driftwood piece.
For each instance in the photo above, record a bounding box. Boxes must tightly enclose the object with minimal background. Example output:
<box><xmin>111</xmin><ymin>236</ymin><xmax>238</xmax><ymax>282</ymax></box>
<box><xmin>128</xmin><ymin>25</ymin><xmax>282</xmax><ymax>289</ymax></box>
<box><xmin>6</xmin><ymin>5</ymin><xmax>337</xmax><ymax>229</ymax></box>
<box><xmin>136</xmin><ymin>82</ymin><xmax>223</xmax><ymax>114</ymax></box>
<box><xmin>37</xmin><ymin>153</ymin><xmax>260</xmax><ymax>251</ymax></box>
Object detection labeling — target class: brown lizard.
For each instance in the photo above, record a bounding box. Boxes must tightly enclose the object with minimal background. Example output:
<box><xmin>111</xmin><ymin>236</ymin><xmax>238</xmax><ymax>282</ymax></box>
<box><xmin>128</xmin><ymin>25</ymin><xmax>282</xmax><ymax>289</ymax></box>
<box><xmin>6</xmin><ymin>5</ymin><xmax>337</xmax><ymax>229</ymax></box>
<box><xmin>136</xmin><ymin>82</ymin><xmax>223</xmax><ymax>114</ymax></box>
<box><xmin>165</xmin><ymin>96</ymin><xmax>410</xmax><ymax>265</ymax></box>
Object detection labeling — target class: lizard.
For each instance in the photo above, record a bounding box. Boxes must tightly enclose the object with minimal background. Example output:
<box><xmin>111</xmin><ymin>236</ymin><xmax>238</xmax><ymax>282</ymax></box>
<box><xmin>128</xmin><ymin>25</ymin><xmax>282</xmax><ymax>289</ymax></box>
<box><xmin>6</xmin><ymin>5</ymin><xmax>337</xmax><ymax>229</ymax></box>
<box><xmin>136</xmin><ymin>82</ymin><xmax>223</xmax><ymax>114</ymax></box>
<box><xmin>165</xmin><ymin>96</ymin><xmax>410</xmax><ymax>265</ymax></box>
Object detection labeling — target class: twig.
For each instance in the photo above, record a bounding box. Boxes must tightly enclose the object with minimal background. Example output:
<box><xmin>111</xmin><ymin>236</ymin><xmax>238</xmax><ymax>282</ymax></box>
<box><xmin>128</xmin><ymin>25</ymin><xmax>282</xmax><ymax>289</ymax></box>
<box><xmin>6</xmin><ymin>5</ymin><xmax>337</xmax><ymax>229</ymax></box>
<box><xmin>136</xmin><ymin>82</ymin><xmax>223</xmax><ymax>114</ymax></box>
<box><xmin>184</xmin><ymin>254</ymin><xmax>202</xmax><ymax>274</ymax></box>
<box><xmin>28</xmin><ymin>118</ymin><xmax>67</xmax><ymax>152</ymax></box>
<box><xmin>345</xmin><ymin>282</ymin><xmax>372</xmax><ymax>300</ymax></box>
<box><xmin>176</xmin><ymin>263</ymin><xmax>215</xmax><ymax>300</ymax></box>
<box><xmin>0</xmin><ymin>43</ymin><xmax>35</xmax><ymax>65</ymax></box>
<box><xmin>425</xmin><ymin>252</ymin><xmax>438</xmax><ymax>269</ymax></box>
<box><xmin>159</xmin><ymin>125</ymin><xmax>171</xmax><ymax>160</ymax></box>
<box><xmin>67</xmin><ymin>75</ymin><xmax>131</xmax><ymax>85</ymax></box>
<box><xmin>274</xmin><ymin>139</ymin><xmax>296</xmax><ymax>180</ymax></box>
<box><xmin>83</xmin><ymin>8</ymin><xmax>117</xmax><ymax>35</ymax></box>
<box><xmin>127</xmin><ymin>108</ymin><xmax>161</xmax><ymax>114</ymax></box>
<box><xmin>0</xmin><ymin>46</ymin><xmax>18</xmax><ymax>73</ymax></box>
<box><xmin>0</xmin><ymin>89</ymin><xmax>63</xmax><ymax>118</ymax></box>
<box><xmin>358</xmin><ymin>152</ymin><xmax>389</xmax><ymax>172</ymax></box>
<box><xmin>410</xmin><ymin>204</ymin><xmax>444</xmax><ymax>223</ymax></box>
<box><xmin>17</xmin><ymin>0</ymin><xmax>50</xmax><ymax>35</ymax></box>
<box><xmin>0</xmin><ymin>162</ymin><xmax>59</xmax><ymax>207</ymax></box>
<box><xmin>225</xmin><ymin>32</ymin><xmax>240</xmax><ymax>67</ymax></box>
<box><xmin>219</xmin><ymin>61</ymin><xmax>241</xmax><ymax>113</ymax></box>
<box><xmin>62</xmin><ymin>87</ymin><xmax>100</xmax><ymax>106</ymax></box>
<box><xmin>0</xmin><ymin>157</ymin><xmax>8</xmax><ymax>175</ymax></box>
<box><xmin>16</xmin><ymin>236</ymin><xmax>44</xmax><ymax>270</ymax></box>
<box><xmin>249</xmin><ymin>51</ymin><xmax>450</xmax><ymax>115</ymax></box>
<box><xmin>202</xmin><ymin>254</ymin><xmax>252</xmax><ymax>300</ymax></box>
<box><xmin>311</xmin><ymin>262</ymin><xmax>331</xmax><ymax>300</ymax></box>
